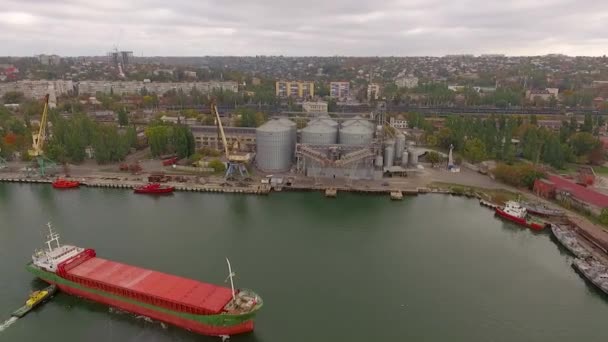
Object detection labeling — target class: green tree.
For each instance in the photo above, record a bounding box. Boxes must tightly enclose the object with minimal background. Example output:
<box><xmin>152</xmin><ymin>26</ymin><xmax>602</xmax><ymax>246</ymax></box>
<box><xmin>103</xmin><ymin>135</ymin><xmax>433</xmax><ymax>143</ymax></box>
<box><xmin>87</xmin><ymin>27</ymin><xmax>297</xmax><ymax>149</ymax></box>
<box><xmin>599</xmin><ymin>209</ymin><xmax>608</xmax><ymax>226</ymax></box>
<box><xmin>581</xmin><ymin>113</ymin><xmax>593</xmax><ymax>133</ymax></box>
<box><xmin>463</xmin><ymin>138</ymin><xmax>487</xmax><ymax>163</ymax></box>
<box><xmin>569</xmin><ymin>132</ymin><xmax>598</xmax><ymax>157</ymax></box>
<box><xmin>2</xmin><ymin>91</ymin><xmax>24</xmax><ymax>104</ymax></box>
<box><xmin>208</xmin><ymin>159</ymin><xmax>226</xmax><ymax>173</ymax></box>
<box><xmin>529</xmin><ymin>114</ymin><xmax>538</xmax><ymax>126</ymax></box>
<box><xmin>542</xmin><ymin>134</ymin><xmax>565</xmax><ymax>169</ymax></box>
<box><xmin>426</xmin><ymin>151</ymin><xmax>442</xmax><ymax>167</ymax></box>
<box><xmin>117</xmin><ymin>108</ymin><xmax>129</xmax><ymax>126</ymax></box>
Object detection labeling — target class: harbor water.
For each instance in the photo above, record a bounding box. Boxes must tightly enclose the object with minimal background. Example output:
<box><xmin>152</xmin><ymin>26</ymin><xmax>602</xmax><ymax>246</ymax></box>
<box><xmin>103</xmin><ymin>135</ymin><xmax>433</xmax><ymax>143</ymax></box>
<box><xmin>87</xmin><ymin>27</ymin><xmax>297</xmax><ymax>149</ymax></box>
<box><xmin>1</xmin><ymin>183</ymin><xmax>608</xmax><ymax>341</ymax></box>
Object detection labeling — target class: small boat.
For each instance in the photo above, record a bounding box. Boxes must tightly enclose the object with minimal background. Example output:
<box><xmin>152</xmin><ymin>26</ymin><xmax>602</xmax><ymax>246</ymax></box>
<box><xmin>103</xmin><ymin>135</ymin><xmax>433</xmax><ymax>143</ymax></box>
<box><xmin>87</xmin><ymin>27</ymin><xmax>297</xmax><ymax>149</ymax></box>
<box><xmin>133</xmin><ymin>183</ymin><xmax>174</xmax><ymax>194</ymax></box>
<box><xmin>495</xmin><ymin>201</ymin><xmax>548</xmax><ymax>231</ymax></box>
<box><xmin>522</xmin><ymin>202</ymin><xmax>564</xmax><ymax>217</ymax></box>
<box><xmin>551</xmin><ymin>224</ymin><xmax>591</xmax><ymax>258</ymax></box>
<box><xmin>572</xmin><ymin>257</ymin><xmax>608</xmax><ymax>296</ymax></box>
<box><xmin>52</xmin><ymin>179</ymin><xmax>80</xmax><ymax>189</ymax></box>
<box><xmin>11</xmin><ymin>284</ymin><xmax>58</xmax><ymax>318</ymax></box>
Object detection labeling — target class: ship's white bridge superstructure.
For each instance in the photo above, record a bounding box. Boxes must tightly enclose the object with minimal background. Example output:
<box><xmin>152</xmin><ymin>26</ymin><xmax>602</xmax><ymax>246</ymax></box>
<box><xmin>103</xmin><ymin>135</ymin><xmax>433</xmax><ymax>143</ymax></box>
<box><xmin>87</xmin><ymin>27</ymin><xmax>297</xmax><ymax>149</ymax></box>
<box><xmin>32</xmin><ymin>223</ymin><xmax>83</xmax><ymax>272</ymax></box>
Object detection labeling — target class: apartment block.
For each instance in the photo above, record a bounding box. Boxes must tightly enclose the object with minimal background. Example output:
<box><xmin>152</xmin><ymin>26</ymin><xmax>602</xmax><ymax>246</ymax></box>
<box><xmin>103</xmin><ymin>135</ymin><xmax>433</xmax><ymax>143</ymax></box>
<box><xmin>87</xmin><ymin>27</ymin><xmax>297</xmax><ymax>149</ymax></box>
<box><xmin>330</xmin><ymin>81</ymin><xmax>350</xmax><ymax>99</ymax></box>
<box><xmin>275</xmin><ymin>81</ymin><xmax>314</xmax><ymax>98</ymax></box>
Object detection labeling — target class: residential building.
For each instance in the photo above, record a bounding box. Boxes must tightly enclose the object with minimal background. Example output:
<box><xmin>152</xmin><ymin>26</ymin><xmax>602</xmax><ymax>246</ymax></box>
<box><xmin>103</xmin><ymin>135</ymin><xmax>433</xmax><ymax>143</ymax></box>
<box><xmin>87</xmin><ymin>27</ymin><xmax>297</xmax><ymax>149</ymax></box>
<box><xmin>395</xmin><ymin>75</ymin><xmax>418</xmax><ymax>89</ymax></box>
<box><xmin>37</xmin><ymin>54</ymin><xmax>61</xmax><ymax>66</ymax></box>
<box><xmin>275</xmin><ymin>81</ymin><xmax>314</xmax><ymax>98</ymax></box>
<box><xmin>302</xmin><ymin>101</ymin><xmax>328</xmax><ymax>113</ymax></box>
<box><xmin>330</xmin><ymin>81</ymin><xmax>350</xmax><ymax>99</ymax></box>
<box><xmin>367</xmin><ymin>83</ymin><xmax>380</xmax><ymax>101</ymax></box>
<box><xmin>183</xmin><ymin>71</ymin><xmax>197</xmax><ymax>79</ymax></box>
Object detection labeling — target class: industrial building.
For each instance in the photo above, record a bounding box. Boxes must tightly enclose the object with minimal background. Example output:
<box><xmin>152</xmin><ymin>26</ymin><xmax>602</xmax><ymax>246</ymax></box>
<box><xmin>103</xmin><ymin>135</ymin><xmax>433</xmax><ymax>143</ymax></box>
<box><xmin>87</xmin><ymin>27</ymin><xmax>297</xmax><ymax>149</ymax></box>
<box><xmin>191</xmin><ymin>126</ymin><xmax>256</xmax><ymax>152</ymax></box>
<box><xmin>302</xmin><ymin>101</ymin><xmax>328</xmax><ymax>113</ymax></box>
<box><xmin>253</xmin><ymin>109</ymin><xmax>422</xmax><ymax>180</ymax></box>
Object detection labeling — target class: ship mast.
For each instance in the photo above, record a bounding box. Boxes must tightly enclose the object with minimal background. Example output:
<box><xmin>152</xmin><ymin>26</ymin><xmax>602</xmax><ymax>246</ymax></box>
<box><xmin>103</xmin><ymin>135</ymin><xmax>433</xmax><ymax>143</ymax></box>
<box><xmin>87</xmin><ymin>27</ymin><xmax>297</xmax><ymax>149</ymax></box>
<box><xmin>46</xmin><ymin>222</ymin><xmax>61</xmax><ymax>252</ymax></box>
<box><xmin>225</xmin><ymin>258</ymin><xmax>236</xmax><ymax>300</ymax></box>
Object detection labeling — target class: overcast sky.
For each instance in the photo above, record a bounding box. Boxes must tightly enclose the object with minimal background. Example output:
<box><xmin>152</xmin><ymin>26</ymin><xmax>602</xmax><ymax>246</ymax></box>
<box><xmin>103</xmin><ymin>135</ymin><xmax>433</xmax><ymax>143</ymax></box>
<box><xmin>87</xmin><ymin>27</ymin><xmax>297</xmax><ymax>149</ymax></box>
<box><xmin>0</xmin><ymin>0</ymin><xmax>606</xmax><ymax>56</ymax></box>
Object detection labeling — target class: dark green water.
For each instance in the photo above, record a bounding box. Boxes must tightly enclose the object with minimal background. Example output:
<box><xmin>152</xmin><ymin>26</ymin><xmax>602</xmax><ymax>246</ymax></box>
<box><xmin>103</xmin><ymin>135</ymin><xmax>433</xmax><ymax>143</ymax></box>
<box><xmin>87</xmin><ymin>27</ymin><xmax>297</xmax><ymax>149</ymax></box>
<box><xmin>1</xmin><ymin>184</ymin><xmax>608</xmax><ymax>342</ymax></box>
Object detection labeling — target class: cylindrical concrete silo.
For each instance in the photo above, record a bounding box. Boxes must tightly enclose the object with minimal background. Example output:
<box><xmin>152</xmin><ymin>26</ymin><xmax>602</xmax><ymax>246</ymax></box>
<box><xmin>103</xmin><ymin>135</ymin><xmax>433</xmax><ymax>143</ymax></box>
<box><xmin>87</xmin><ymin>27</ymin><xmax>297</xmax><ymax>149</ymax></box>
<box><xmin>395</xmin><ymin>134</ymin><xmax>406</xmax><ymax>161</ymax></box>
<box><xmin>339</xmin><ymin>122</ymin><xmax>373</xmax><ymax>145</ymax></box>
<box><xmin>301</xmin><ymin>121</ymin><xmax>338</xmax><ymax>145</ymax></box>
<box><xmin>401</xmin><ymin>151</ymin><xmax>409</xmax><ymax>167</ymax></box>
<box><xmin>256</xmin><ymin>119</ymin><xmax>294</xmax><ymax>172</ymax></box>
<box><xmin>384</xmin><ymin>146</ymin><xmax>394</xmax><ymax>167</ymax></box>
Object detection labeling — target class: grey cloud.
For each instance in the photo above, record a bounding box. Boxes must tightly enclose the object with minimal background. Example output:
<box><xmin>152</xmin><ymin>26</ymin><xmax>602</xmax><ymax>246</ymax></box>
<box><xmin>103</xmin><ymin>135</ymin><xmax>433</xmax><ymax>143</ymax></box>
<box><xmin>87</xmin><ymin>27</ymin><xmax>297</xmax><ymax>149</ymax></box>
<box><xmin>0</xmin><ymin>0</ymin><xmax>606</xmax><ymax>56</ymax></box>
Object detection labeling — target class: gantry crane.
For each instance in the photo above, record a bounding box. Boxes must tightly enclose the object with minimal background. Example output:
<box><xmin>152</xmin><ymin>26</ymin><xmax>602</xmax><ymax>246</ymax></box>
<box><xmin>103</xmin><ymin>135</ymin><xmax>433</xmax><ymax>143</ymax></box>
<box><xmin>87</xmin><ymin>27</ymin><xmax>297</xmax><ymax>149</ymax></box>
<box><xmin>28</xmin><ymin>94</ymin><xmax>56</xmax><ymax>177</ymax></box>
<box><xmin>211</xmin><ymin>101</ymin><xmax>251</xmax><ymax>181</ymax></box>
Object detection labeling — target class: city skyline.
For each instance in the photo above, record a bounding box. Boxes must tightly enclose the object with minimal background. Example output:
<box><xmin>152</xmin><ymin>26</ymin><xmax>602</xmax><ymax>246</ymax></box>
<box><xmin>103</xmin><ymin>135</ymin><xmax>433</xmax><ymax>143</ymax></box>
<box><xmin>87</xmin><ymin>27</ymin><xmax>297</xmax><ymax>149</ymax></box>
<box><xmin>1</xmin><ymin>0</ymin><xmax>607</xmax><ymax>57</ymax></box>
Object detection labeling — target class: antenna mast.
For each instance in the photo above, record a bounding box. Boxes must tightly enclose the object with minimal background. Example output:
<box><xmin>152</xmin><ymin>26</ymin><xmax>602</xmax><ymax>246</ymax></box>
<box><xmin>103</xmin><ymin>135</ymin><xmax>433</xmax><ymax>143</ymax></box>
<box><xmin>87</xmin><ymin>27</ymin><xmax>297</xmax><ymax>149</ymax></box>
<box><xmin>225</xmin><ymin>258</ymin><xmax>236</xmax><ymax>300</ymax></box>
<box><xmin>46</xmin><ymin>222</ymin><xmax>61</xmax><ymax>251</ymax></box>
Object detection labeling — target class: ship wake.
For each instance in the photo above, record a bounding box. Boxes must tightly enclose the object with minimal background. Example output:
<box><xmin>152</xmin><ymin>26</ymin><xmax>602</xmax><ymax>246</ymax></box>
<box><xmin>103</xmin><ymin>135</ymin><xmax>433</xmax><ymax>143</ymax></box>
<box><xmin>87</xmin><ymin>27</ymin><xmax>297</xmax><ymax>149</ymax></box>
<box><xmin>0</xmin><ymin>317</ymin><xmax>18</xmax><ymax>332</ymax></box>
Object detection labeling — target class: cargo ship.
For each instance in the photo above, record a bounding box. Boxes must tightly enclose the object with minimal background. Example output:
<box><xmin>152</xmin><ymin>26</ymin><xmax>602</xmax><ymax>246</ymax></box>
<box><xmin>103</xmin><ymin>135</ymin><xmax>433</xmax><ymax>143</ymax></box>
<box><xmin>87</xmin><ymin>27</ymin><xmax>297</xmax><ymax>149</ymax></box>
<box><xmin>27</xmin><ymin>223</ymin><xmax>262</xmax><ymax>336</ymax></box>
<box><xmin>495</xmin><ymin>201</ymin><xmax>548</xmax><ymax>231</ymax></box>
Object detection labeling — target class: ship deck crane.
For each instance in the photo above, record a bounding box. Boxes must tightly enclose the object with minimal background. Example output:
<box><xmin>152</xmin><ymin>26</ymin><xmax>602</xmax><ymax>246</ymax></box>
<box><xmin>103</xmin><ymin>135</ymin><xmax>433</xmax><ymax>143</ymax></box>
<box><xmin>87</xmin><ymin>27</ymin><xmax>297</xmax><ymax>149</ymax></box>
<box><xmin>28</xmin><ymin>94</ymin><xmax>56</xmax><ymax>177</ymax></box>
<box><xmin>211</xmin><ymin>101</ymin><xmax>251</xmax><ymax>181</ymax></box>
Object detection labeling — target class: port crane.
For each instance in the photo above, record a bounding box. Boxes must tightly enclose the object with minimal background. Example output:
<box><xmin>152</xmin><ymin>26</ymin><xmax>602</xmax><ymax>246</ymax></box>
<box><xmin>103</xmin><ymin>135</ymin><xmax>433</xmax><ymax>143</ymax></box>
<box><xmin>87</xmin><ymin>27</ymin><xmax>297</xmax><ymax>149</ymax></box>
<box><xmin>211</xmin><ymin>101</ymin><xmax>251</xmax><ymax>181</ymax></box>
<box><xmin>28</xmin><ymin>94</ymin><xmax>56</xmax><ymax>176</ymax></box>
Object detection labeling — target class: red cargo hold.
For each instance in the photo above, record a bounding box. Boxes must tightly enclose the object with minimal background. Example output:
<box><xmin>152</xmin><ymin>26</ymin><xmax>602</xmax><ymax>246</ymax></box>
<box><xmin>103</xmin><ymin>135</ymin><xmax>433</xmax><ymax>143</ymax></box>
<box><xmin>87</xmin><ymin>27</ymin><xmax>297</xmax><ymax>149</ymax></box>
<box><xmin>65</xmin><ymin>257</ymin><xmax>233</xmax><ymax>314</ymax></box>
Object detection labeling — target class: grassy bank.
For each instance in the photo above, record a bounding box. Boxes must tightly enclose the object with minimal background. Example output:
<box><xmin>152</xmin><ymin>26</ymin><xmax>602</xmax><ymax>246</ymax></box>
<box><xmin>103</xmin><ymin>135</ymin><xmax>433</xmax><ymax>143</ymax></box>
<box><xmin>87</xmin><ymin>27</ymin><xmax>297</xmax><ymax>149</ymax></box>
<box><xmin>429</xmin><ymin>181</ymin><xmax>520</xmax><ymax>204</ymax></box>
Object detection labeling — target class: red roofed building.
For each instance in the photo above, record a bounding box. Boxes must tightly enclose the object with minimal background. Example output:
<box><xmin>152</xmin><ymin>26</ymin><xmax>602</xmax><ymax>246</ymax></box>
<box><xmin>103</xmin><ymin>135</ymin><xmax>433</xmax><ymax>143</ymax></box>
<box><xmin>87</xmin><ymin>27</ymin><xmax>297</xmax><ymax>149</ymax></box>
<box><xmin>547</xmin><ymin>174</ymin><xmax>608</xmax><ymax>216</ymax></box>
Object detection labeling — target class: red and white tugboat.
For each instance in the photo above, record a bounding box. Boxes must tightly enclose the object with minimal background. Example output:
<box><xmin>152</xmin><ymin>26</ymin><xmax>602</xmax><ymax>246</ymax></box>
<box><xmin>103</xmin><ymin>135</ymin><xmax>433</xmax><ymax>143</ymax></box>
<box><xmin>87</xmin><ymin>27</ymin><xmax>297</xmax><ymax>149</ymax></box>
<box><xmin>133</xmin><ymin>183</ymin><xmax>175</xmax><ymax>194</ymax></box>
<box><xmin>495</xmin><ymin>201</ymin><xmax>547</xmax><ymax>231</ymax></box>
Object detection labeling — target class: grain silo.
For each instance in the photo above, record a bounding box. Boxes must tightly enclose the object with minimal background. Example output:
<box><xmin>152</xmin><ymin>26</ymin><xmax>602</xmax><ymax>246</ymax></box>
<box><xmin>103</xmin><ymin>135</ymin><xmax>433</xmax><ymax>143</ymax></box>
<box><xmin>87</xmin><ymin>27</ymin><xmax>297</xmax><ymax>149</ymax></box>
<box><xmin>401</xmin><ymin>151</ymin><xmax>409</xmax><ymax>167</ymax></box>
<box><xmin>384</xmin><ymin>145</ymin><xmax>394</xmax><ymax>167</ymax></box>
<box><xmin>339</xmin><ymin>121</ymin><xmax>373</xmax><ymax>145</ymax></box>
<box><xmin>256</xmin><ymin>119</ymin><xmax>294</xmax><ymax>172</ymax></box>
<box><xmin>408</xmin><ymin>148</ymin><xmax>418</xmax><ymax>166</ymax></box>
<box><xmin>276</xmin><ymin>117</ymin><xmax>297</xmax><ymax>146</ymax></box>
<box><xmin>301</xmin><ymin>121</ymin><xmax>338</xmax><ymax>145</ymax></box>
<box><xmin>395</xmin><ymin>134</ymin><xmax>406</xmax><ymax>161</ymax></box>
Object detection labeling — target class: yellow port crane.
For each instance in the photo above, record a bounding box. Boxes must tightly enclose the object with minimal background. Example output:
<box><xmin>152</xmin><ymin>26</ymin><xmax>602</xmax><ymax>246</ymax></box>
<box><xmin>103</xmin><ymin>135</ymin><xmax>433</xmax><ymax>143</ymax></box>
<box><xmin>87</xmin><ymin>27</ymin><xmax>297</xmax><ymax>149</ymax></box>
<box><xmin>28</xmin><ymin>94</ymin><xmax>56</xmax><ymax>176</ymax></box>
<box><xmin>211</xmin><ymin>101</ymin><xmax>251</xmax><ymax>181</ymax></box>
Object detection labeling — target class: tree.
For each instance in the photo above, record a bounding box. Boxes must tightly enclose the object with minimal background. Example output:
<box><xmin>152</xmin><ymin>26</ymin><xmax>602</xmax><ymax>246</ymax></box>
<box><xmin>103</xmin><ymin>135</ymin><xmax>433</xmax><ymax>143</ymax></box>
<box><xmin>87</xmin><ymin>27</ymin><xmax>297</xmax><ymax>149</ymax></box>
<box><xmin>588</xmin><ymin>145</ymin><xmax>605</xmax><ymax>166</ymax></box>
<box><xmin>463</xmin><ymin>138</ymin><xmax>487</xmax><ymax>163</ymax></box>
<box><xmin>529</xmin><ymin>114</ymin><xmax>538</xmax><ymax>126</ymax></box>
<box><xmin>581</xmin><ymin>113</ymin><xmax>593</xmax><ymax>133</ymax></box>
<box><xmin>426</xmin><ymin>151</ymin><xmax>442</xmax><ymax>167</ymax></box>
<box><xmin>599</xmin><ymin>209</ymin><xmax>608</xmax><ymax>226</ymax></box>
<box><xmin>426</xmin><ymin>134</ymin><xmax>438</xmax><ymax>147</ymax></box>
<box><xmin>542</xmin><ymin>134</ymin><xmax>565</xmax><ymax>169</ymax></box>
<box><xmin>208</xmin><ymin>159</ymin><xmax>226</xmax><ymax>173</ymax></box>
<box><xmin>117</xmin><ymin>108</ymin><xmax>129</xmax><ymax>126</ymax></box>
<box><xmin>2</xmin><ymin>91</ymin><xmax>24</xmax><ymax>104</ymax></box>
<box><xmin>569</xmin><ymin>132</ymin><xmax>598</xmax><ymax>157</ymax></box>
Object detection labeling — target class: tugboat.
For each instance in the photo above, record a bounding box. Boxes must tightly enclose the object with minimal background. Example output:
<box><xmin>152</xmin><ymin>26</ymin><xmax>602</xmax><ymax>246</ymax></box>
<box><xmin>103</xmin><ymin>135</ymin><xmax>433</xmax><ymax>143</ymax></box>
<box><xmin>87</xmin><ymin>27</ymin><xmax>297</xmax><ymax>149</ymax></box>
<box><xmin>572</xmin><ymin>257</ymin><xmax>608</xmax><ymax>295</ymax></box>
<box><xmin>133</xmin><ymin>183</ymin><xmax>175</xmax><ymax>194</ymax></box>
<box><xmin>52</xmin><ymin>178</ymin><xmax>80</xmax><ymax>189</ymax></box>
<box><xmin>551</xmin><ymin>224</ymin><xmax>591</xmax><ymax>258</ymax></box>
<box><xmin>495</xmin><ymin>201</ymin><xmax>548</xmax><ymax>231</ymax></box>
<box><xmin>11</xmin><ymin>284</ymin><xmax>58</xmax><ymax>318</ymax></box>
